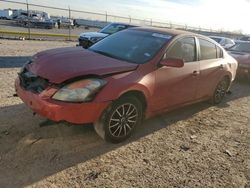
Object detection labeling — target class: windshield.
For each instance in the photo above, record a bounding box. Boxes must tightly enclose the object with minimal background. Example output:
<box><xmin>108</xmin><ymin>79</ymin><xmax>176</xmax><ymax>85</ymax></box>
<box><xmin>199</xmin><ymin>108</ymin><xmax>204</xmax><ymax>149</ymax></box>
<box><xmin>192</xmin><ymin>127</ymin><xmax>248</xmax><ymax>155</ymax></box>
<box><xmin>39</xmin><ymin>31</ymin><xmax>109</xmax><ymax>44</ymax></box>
<box><xmin>100</xmin><ymin>23</ymin><xmax>129</xmax><ymax>35</ymax></box>
<box><xmin>210</xmin><ymin>37</ymin><xmax>222</xmax><ymax>43</ymax></box>
<box><xmin>229</xmin><ymin>43</ymin><xmax>250</xmax><ymax>53</ymax></box>
<box><xmin>89</xmin><ymin>30</ymin><xmax>172</xmax><ymax>64</ymax></box>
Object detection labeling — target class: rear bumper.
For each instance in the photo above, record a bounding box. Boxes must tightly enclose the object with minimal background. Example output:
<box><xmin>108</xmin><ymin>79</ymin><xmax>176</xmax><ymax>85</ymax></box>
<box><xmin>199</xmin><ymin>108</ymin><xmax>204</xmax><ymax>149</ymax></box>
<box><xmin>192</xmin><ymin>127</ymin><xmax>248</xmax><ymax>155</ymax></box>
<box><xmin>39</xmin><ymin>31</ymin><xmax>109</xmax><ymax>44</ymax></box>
<box><xmin>15</xmin><ymin>78</ymin><xmax>110</xmax><ymax>124</ymax></box>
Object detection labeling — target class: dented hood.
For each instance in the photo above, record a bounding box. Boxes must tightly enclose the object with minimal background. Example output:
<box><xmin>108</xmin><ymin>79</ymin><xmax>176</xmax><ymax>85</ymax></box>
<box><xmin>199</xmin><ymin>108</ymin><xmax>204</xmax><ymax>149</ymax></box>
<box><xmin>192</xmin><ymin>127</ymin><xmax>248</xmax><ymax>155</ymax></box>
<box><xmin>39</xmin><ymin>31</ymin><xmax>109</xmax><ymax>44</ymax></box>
<box><xmin>28</xmin><ymin>47</ymin><xmax>138</xmax><ymax>84</ymax></box>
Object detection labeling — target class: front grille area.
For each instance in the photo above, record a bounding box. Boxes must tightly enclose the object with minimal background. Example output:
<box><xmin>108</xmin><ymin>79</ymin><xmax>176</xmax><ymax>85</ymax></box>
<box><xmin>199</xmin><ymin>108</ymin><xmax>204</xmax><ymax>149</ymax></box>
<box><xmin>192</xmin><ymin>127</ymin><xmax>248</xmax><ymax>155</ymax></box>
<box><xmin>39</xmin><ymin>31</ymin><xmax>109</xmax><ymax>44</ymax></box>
<box><xmin>79</xmin><ymin>37</ymin><xmax>91</xmax><ymax>48</ymax></box>
<box><xmin>79</xmin><ymin>36</ymin><xmax>88</xmax><ymax>41</ymax></box>
<box><xmin>19</xmin><ymin>68</ymin><xmax>49</xmax><ymax>93</ymax></box>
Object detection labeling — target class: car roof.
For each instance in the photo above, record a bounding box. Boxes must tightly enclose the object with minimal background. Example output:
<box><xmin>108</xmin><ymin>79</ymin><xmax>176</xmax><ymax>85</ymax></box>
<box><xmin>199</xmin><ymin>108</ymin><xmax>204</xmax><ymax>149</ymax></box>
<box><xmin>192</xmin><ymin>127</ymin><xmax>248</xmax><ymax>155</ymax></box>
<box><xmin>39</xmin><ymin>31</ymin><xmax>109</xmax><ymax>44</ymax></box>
<box><xmin>129</xmin><ymin>26</ymin><xmax>195</xmax><ymax>36</ymax></box>
<box><xmin>109</xmin><ymin>22</ymin><xmax>137</xmax><ymax>27</ymax></box>
<box><xmin>128</xmin><ymin>27</ymin><xmax>227</xmax><ymax>48</ymax></box>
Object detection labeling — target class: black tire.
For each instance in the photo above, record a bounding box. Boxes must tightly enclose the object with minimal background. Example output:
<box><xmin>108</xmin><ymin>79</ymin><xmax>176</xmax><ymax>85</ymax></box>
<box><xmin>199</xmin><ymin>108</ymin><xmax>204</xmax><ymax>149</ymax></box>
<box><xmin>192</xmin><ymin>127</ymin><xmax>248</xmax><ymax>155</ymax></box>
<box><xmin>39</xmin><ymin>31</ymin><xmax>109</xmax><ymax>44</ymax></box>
<box><xmin>94</xmin><ymin>96</ymin><xmax>143</xmax><ymax>143</ymax></box>
<box><xmin>210</xmin><ymin>77</ymin><xmax>230</xmax><ymax>104</ymax></box>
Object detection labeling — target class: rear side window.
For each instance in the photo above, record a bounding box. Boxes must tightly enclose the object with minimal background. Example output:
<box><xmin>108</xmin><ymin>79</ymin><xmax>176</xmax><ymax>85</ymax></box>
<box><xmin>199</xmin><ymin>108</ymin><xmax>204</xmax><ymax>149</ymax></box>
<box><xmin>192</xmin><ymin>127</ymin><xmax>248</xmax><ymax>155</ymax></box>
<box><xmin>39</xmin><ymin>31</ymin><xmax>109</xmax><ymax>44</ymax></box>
<box><xmin>199</xmin><ymin>39</ymin><xmax>217</xmax><ymax>60</ymax></box>
<box><xmin>166</xmin><ymin>37</ymin><xmax>196</xmax><ymax>63</ymax></box>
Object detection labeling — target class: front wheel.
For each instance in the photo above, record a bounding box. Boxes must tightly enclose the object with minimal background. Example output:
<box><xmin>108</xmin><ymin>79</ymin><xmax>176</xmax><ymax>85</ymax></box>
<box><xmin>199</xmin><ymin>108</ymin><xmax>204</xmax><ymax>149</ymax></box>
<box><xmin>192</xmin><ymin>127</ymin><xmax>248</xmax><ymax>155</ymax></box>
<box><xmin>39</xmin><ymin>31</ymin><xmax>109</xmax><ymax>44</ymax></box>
<box><xmin>94</xmin><ymin>96</ymin><xmax>143</xmax><ymax>143</ymax></box>
<box><xmin>210</xmin><ymin>77</ymin><xmax>230</xmax><ymax>104</ymax></box>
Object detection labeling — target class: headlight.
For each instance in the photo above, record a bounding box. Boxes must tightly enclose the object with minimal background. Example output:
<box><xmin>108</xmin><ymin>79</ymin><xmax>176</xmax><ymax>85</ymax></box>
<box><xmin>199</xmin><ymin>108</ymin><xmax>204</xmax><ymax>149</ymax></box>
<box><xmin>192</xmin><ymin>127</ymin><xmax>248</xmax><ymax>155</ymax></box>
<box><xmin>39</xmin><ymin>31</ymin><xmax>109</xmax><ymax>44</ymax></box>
<box><xmin>52</xmin><ymin>78</ymin><xmax>107</xmax><ymax>102</ymax></box>
<box><xmin>89</xmin><ymin>37</ymin><xmax>102</xmax><ymax>43</ymax></box>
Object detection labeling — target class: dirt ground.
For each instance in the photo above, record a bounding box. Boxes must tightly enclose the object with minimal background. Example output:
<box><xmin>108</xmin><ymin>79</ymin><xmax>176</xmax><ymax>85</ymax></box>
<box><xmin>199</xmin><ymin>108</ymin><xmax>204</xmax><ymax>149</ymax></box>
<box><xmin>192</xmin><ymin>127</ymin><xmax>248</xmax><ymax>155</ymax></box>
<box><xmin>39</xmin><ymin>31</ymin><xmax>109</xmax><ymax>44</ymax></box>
<box><xmin>0</xmin><ymin>39</ymin><xmax>249</xmax><ymax>188</ymax></box>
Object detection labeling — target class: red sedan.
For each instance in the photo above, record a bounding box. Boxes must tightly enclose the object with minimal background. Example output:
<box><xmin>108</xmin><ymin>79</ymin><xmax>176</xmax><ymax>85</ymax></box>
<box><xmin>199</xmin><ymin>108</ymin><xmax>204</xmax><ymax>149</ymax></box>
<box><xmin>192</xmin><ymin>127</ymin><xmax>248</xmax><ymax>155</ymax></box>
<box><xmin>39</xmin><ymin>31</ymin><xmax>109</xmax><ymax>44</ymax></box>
<box><xmin>15</xmin><ymin>27</ymin><xmax>238</xmax><ymax>143</ymax></box>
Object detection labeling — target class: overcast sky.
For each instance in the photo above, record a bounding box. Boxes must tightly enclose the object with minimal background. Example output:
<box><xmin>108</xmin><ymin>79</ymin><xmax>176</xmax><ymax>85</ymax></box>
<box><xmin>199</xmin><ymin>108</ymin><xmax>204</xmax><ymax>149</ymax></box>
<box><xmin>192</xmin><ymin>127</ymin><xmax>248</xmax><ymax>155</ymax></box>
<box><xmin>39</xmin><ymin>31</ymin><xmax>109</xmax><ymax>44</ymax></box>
<box><xmin>1</xmin><ymin>0</ymin><xmax>250</xmax><ymax>33</ymax></box>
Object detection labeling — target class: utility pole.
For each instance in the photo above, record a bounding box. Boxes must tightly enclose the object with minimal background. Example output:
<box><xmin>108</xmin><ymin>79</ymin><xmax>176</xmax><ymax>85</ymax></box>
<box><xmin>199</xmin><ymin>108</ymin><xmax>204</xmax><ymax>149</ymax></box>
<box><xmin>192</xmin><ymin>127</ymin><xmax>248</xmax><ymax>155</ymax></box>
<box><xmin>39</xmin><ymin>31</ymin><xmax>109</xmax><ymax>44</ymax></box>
<box><xmin>68</xmin><ymin>6</ymin><xmax>71</xmax><ymax>41</ymax></box>
<box><xmin>26</xmin><ymin>0</ymin><xmax>31</xmax><ymax>39</ymax></box>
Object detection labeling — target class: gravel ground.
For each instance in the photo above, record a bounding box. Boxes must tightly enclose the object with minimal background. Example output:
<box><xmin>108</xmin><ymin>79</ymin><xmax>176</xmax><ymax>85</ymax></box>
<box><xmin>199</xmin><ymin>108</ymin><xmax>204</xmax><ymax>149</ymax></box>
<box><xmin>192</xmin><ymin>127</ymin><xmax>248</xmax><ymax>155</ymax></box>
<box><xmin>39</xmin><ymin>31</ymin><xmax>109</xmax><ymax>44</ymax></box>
<box><xmin>0</xmin><ymin>39</ymin><xmax>249</xmax><ymax>188</ymax></box>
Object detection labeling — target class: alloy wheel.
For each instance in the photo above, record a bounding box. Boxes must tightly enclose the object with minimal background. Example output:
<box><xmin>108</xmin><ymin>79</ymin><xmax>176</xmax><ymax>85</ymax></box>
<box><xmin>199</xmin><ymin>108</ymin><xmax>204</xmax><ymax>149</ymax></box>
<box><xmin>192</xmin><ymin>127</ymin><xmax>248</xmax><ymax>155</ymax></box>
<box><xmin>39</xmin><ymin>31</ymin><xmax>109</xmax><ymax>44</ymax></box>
<box><xmin>108</xmin><ymin>103</ymin><xmax>138</xmax><ymax>138</ymax></box>
<box><xmin>214</xmin><ymin>80</ymin><xmax>228</xmax><ymax>103</ymax></box>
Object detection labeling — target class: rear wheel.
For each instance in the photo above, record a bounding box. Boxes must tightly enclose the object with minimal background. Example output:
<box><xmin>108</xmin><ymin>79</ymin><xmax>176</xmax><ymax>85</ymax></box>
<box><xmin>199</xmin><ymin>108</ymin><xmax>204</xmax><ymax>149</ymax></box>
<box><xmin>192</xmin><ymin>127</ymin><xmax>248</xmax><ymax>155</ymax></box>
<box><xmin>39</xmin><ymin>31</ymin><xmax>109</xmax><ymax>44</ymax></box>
<box><xmin>211</xmin><ymin>77</ymin><xmax>230</xmax><ymax>104</ymax></box>
<box><xmin>94</xmin><ymin>96</ymin><xmax>143</xmax><ymax>143</ymax></box>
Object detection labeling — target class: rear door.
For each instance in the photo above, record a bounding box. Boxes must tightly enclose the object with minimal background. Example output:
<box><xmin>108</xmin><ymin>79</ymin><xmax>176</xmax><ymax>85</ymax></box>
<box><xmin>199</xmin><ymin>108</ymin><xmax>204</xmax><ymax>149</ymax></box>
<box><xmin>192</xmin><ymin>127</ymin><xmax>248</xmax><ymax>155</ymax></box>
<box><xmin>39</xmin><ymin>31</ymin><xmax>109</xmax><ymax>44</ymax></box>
<box><xmin>153</xmin><ymin>37</ymin><xmax>200</xmax><ymax>111</ymax></box>
<box><xmin>196</xmin><ymin>38</ymin><xmax>225</xmax><ymax>99</ymax></box>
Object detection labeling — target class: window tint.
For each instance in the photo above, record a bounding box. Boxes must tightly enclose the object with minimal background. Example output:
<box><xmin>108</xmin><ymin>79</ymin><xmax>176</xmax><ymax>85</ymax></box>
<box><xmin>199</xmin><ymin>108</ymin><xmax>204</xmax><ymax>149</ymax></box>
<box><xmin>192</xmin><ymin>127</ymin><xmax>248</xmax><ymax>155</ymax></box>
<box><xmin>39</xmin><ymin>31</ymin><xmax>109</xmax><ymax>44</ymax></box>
<box><xmin>166</xmin><ymin>37</ymin><xmax>196</xmax><ymax>62</ymax></box>
<box><xmin>199</xmin><ymin>39</ymin><xmax>217</xmax><ymax>60</ymax></box>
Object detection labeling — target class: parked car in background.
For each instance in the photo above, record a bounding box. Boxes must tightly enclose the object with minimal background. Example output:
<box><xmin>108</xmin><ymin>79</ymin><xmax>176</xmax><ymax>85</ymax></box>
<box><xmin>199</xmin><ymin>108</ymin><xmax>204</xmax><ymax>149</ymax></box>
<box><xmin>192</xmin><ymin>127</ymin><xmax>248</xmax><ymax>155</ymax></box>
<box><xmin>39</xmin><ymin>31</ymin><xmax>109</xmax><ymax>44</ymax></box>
<box><xmin>78</xmin><ymin>22</ymin><xmax>137</xmax><ymax>48</ymax></box>
<box><xmin>209</xmin><ymin>36</ymin><xmax>235</xmax><ymax>49</ymax></box>
<box><xmin>227</xmin><ymin>41</ymin><xmax>250</xmax><ymax>81</ymax></box>
<box><xmin>238</xmin><ymin>36</ymin><xmax>250</xmax><ymax>42</ymax></box>
<box><xmin>15</xmin><ymin>27</ymin><xmax>237</xmax><ymax>143</ymax></box>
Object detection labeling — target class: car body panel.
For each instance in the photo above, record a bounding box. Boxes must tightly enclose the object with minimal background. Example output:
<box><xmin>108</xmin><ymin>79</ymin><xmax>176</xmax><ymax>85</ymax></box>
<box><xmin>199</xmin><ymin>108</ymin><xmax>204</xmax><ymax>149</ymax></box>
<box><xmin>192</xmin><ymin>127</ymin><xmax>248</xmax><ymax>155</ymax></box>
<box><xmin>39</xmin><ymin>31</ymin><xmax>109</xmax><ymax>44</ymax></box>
<box><xmin>28</xmin><ymin>47</ymin><xmax>138</xmax><ymax>84</ymax></box>
<box><xmin>153</xmin><ymin>62</ymin><xmax>199</xmax><ymax>111</ymax></box>
<box><xmin>229</xmin><ymin>51</ymin><xmax>250</xmax><ymax>66</ymax></box>
<box><xmin>227</xmin><ymin>41</ymin><xmax>250</xmax><ymax>79</ymax></box>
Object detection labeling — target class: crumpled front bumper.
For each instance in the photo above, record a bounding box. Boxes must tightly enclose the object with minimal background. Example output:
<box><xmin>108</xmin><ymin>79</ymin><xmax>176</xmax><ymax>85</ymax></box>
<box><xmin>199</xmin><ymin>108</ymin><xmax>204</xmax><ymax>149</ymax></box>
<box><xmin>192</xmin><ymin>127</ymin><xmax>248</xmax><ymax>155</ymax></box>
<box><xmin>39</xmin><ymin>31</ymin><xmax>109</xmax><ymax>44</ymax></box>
<box><xmin>15</xmin><ymin>78</ymin><xmax>110</xmax><ymax>124</ymax></box>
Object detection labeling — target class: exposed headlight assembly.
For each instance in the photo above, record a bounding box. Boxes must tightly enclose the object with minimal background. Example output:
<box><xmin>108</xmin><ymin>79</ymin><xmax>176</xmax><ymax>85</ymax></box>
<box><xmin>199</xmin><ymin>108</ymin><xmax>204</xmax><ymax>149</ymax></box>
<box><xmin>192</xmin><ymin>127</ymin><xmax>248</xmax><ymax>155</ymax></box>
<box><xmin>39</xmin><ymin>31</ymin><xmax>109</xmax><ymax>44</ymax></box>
<box><xmin>19</xmin><ymin>60</ymin><xmax>33</xmax><ymax>73</ymax></box>
<box><xmin>52</xmin><ymin>79</ymin><xmax>107</xmax><ymax>102</ymax></box>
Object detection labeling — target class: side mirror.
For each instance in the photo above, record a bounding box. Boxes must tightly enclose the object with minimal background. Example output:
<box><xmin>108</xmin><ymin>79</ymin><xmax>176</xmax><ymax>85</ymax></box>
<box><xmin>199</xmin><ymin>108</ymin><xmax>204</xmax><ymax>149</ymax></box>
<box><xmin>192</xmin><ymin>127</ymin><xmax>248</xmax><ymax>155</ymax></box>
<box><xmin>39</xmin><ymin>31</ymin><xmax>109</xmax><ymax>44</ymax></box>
<box><xmin>160</xmin><ymin>58</ymin><xmax>184</xmax><ymax>68</ymax></box>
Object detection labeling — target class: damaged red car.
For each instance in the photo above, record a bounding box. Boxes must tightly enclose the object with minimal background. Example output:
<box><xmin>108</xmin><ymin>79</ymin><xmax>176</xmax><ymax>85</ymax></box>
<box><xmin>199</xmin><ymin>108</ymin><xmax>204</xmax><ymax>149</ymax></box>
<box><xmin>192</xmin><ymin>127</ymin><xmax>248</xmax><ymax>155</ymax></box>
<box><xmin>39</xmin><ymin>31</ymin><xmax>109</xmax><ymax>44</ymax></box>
<box><xmin>15</xmin><ymin>27</ymin><xmax>238</xmax><ymax>143</ymax></box>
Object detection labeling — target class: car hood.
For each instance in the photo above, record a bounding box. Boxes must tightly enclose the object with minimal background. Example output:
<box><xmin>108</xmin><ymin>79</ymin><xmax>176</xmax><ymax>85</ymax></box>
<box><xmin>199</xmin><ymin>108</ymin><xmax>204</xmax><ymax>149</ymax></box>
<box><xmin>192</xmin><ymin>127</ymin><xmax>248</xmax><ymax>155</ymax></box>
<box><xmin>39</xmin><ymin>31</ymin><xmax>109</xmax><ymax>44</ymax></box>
<box><xmin>28</xmin><ymin>47</ymin><xmax>138</xmax><ymax>84</ymax></box>
<box><xmin>79</xmin><ymin>32</ymin><xmax>108</xmax><ymax>39</ymax></box>
<box><xmin>228</xmin><ymin>51</ymin><xmax>250</xmax><ymax>66</ymax></box>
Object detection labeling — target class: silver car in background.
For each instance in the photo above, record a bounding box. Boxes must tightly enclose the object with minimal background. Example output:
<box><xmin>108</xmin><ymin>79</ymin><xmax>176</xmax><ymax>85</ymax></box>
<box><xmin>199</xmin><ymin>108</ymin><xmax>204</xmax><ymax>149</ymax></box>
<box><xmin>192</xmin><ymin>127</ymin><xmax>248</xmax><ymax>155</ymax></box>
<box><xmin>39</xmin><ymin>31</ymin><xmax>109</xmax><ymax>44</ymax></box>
<box><xmin>209</xmin><ymin>36</ymin><xmax>235</xmax><ymax>49</ymax></box>
<box><xmin>78</xmin><ymin>22</ymin><xmax>137</xmax><ymax>48</ymax></box>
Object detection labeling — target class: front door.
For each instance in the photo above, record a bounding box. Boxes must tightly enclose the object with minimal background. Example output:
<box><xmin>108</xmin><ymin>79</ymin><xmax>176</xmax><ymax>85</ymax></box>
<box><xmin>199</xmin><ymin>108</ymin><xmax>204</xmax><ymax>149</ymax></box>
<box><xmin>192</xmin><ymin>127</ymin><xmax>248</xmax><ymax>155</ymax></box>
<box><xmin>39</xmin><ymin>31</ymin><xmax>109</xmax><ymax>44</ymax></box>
<box><xmin>153</xmin><ymin>37</ymin><xmax>199</xmax><ymax>111</ymax></box>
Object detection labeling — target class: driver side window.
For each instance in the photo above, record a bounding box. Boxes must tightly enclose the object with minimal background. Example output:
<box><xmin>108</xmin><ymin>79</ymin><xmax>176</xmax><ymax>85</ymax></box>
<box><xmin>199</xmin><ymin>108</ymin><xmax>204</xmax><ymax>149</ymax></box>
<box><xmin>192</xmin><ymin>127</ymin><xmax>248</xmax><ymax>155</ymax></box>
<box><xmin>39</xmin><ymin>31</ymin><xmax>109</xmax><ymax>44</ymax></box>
<box><xmin>165</xmin><ymin>37</ymin><xmax>196</xmax><ymax>63</ymax></box>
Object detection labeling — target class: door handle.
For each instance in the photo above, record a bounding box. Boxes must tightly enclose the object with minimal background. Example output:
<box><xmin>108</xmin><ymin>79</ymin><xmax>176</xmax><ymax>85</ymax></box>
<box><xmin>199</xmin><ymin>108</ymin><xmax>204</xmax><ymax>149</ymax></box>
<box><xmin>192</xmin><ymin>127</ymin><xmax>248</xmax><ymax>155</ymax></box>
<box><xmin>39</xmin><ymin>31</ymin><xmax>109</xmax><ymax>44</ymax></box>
<box><xmin>192</xmin><ymin>70</ymin><xmax>200</xmax><ymax>76</ymax></box>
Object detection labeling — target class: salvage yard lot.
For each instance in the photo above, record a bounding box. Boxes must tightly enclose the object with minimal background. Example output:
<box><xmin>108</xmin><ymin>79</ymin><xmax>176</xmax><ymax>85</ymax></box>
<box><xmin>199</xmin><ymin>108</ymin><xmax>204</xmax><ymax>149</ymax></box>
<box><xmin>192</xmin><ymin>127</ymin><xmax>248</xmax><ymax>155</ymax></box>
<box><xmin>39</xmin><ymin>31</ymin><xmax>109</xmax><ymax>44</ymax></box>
<box><xmin>0</xmin><ymin>39</ymin><xmax>249</xmax><ymax>188</ymax></box>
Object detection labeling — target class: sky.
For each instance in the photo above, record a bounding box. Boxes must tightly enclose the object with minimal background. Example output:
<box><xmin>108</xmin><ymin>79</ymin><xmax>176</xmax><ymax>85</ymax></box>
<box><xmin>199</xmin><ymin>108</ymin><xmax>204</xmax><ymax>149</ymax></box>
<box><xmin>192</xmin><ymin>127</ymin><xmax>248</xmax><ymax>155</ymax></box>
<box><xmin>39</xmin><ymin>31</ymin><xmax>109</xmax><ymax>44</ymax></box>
<box><xmin>1</xmin><ymin>0</ymin><xmax>250</xmax><ymax>34</ymax></box>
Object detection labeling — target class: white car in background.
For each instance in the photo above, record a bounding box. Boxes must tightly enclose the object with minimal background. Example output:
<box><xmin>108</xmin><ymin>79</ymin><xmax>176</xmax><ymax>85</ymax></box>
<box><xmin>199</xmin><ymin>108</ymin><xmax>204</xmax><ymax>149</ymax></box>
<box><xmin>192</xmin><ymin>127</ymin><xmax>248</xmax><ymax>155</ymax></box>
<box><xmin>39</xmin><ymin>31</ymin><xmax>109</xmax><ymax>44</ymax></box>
<box><xmin>209</xmin><ymin>36</ymin><xmax>235</xmax><ymax>49</ymax></box>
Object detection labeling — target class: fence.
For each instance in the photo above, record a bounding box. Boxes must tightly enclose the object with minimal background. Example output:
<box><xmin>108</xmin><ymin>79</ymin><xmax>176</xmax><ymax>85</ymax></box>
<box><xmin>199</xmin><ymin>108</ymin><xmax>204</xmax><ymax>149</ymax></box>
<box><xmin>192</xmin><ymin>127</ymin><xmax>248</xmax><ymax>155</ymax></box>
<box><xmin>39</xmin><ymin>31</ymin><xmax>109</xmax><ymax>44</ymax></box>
<box><xmin>0</xmin><ymin>0</ymin><xmax>244</xmax><ymax>41</ymax></box>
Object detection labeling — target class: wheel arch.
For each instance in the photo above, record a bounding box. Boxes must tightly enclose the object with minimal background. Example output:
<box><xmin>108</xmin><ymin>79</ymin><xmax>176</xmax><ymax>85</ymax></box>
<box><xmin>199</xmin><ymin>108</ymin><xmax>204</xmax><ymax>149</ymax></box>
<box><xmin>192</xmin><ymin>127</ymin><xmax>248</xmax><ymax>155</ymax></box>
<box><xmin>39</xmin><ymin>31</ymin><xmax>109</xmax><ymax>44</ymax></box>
<box><xmin>118</xmin><ymin>90</ymin><xmax>148</xmax><ymax>113</ymax></box>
